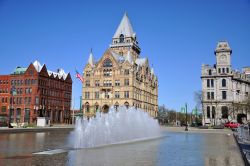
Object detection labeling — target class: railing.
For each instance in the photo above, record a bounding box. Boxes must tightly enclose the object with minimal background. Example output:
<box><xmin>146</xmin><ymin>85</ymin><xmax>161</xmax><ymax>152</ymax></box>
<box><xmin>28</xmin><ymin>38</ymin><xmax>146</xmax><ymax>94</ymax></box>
<box><xmin>237</xmin><ymin>125</ymin><xmax>250</xmax><ymax>142</ymax></box>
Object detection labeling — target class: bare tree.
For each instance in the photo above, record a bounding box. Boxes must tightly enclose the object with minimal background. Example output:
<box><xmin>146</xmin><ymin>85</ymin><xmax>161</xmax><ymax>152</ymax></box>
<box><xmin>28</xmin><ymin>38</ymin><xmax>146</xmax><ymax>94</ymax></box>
<box><xmin>194</xmin><ymin>90</ymin><xmax>205</xmax><ymax>125</ymax></box>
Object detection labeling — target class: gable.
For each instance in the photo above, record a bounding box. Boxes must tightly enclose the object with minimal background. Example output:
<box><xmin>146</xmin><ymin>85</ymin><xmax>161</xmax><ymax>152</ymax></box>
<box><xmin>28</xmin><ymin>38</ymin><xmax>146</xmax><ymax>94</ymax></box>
<box><xmin>84</xmin><ymin>63</ymin><xmax>93</xmax><ymax>71</ymax></box>
<box><xmin>122</xmin><ymin>60</ymin><xmax>132</xmax><ymax>68</ymax></box>
<box><xmin>39</xmin><ymin>65</ymin><xmax>49</xmax><ymax>77</ymax></box>
<box><xmin>95</xmin><ymin>49</ymin><xmax>119</xmax><ymax>69</ymax></box>
<box><xmin>24</xmin><ymin>63</ymin><xmax>38</xmax><ymax>76</ymax></box>
<box><xmin>65</xmin><ymin>73</ymin><xmax>72</xmax><ymax>83</ymax></box>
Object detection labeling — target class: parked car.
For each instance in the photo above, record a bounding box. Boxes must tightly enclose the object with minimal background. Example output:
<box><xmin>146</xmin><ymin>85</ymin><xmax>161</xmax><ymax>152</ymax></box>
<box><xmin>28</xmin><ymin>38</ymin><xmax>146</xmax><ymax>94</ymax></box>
<box><xmin>224</xmin><ymin>122</ymin><xmax>240</xmax><ymax>128</ymax></box>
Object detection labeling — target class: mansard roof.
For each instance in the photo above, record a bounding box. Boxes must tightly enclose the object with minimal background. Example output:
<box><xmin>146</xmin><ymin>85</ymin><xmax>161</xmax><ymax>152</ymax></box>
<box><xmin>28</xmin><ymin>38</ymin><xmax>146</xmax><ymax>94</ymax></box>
<box><xmin>215</xmin><ymin>41</ymin><xmax>232</xmax><ymax>54</ymax></box>
<box><xmin>113</xmin><ymin>13</ymin><xmax>135</xmax><ymax>39</ymax></box>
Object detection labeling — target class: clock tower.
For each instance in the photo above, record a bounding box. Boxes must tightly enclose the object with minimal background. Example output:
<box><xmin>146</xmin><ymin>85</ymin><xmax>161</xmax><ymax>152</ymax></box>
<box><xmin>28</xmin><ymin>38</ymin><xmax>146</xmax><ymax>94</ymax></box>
<box><xmin>214</xmin><ymin>41</ymin><xmax>232</xmax><ymax>74</ymax></box>
<box><xmin>110</xmin><ymin>13</ymin><xmax>141</xmax><ymax>61</ymax></box>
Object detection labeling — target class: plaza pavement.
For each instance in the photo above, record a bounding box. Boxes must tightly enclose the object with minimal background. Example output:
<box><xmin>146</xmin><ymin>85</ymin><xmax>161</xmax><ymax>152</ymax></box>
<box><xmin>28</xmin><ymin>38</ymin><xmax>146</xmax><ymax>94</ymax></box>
<box><xmin>0</xmin><ymin>124</ymin><xmax>74</xmax><ymax>133</ymax></box>
<box><xmin>161</xmin><ymin>126</ymin><xmax>233</xmax><ymax>134</ymax></box>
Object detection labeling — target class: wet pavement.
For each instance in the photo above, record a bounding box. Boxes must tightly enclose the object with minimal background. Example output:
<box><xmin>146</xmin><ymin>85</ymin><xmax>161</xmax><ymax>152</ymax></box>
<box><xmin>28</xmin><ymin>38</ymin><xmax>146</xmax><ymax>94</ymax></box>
<box><xmin>0</xmin><ymin>129</ymin><xmax>244</xmax><ymax>166</ymax></box>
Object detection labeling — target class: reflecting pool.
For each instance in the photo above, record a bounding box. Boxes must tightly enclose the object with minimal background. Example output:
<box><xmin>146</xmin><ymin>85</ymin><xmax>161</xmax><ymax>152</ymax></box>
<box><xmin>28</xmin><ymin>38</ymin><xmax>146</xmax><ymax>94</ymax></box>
<box><xmin>0</xmin><ymin>129</ymin><xmax>244</xmax><ymax>166</ymax></box>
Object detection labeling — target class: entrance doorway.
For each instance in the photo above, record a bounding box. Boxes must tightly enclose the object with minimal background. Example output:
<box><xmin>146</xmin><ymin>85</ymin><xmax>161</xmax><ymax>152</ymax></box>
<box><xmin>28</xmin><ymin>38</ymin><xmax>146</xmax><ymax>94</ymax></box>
<box><xmin>102</xmin><ymin>105</ymin><xmax>109</xmax><ymax>113</ymax></box>
<box><xmin>237</xmin><ymin>113</ymin><xmax>247</xmax><ymax>124</ymax></box>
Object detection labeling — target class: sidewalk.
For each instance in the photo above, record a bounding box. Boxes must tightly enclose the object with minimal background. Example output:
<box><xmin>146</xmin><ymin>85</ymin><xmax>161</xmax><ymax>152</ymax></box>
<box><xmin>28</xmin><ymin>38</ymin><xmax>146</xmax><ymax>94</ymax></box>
<box><xmin>234</xmin><ymin>131</ymin><xmax>250</xmax><ymax>166</ymax></box>
<box><xmin>162</xmin><ymin>126</ymin><xmax>233</xmax><ymax>134</ymax></box>
<box><xmin>0</xmin><ymin>124</ymin><xmax>75</xmax><ymax>133</ymax></box>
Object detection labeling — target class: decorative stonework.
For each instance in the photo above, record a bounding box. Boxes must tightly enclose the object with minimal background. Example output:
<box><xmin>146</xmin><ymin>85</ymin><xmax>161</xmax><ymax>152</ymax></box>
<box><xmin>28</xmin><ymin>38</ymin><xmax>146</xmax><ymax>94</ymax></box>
<box><xmin>82</xmin><ymin>13</ymin><xmax>158</xmax><ymax>117</ymax></box>
<box><xmin>201</xmin><ymin>41</ymin><xmax>250</xmax><ymax>125</ymax></box>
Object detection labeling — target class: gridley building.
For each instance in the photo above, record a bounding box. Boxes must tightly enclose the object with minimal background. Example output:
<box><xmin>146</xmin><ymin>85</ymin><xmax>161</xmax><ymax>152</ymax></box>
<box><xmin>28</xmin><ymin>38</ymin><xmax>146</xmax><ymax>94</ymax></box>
<box><xmin>82</xmin><ymin>13</ymin><xmax>158</xmax><ymax>117</ymax></box>
<box><xmin>201</xmin><ymin>41</ymin><xmax>250</xmax><ymax>125</ymax></box>
<box><xmin>0</xmin><ymin>60</ymin><xmax>72</xmax><ymax>125</ymax></box>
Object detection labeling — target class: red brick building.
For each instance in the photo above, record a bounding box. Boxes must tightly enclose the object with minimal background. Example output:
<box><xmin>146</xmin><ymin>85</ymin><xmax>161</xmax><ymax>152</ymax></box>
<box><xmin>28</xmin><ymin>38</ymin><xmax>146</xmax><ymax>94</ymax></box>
<box><xmin>0</xmin><ymin>60</ymin><xmax>72</xmax><ymax>124</ymax></box>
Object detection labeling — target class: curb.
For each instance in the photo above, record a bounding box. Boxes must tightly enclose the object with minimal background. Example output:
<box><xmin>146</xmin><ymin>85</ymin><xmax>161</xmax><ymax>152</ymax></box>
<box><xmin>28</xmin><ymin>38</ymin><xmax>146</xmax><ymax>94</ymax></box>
<box><xmin>0</xmin><ymin>127</ymin><xmax>74</xmax><ymax>134</ymax></box>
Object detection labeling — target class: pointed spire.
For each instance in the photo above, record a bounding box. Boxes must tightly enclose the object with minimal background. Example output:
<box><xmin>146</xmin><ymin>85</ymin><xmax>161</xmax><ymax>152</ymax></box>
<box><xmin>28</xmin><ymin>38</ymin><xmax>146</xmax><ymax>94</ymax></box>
<box><xmin>88</xmin><ymin>49</ymin><xmax>95</xmax><ymax>67</ymax></box>
<box><xmin>151</xmin><ymin>67</ymin><xmax>154</xmax><ymax>75</ymax></box>
<box><xmin>113</xmin><ymin>13</ymin><xmax>135</xmax><ymax>39</ymax></box>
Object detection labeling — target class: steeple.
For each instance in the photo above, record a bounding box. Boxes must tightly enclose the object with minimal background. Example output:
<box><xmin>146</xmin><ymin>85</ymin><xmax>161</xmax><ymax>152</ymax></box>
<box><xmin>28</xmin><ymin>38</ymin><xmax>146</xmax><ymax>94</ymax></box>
<box><xmin>113</xmin><ymin>13</ymin><xmax>135</xmax><ymax>39</ymax></box>
<box><xmin>110</xmin><ymin>13</ymin><xmax>141</xmax><ymax>58</ymax></box>
<box><xmin>87</xmin><ymin>49</ymin><xmax>95</xmax><ymax>67</ymax></box>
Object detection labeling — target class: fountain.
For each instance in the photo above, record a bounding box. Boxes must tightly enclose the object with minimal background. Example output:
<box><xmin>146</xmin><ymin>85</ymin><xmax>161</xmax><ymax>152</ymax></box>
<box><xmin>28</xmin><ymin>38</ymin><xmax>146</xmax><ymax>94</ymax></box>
<box><xmin>70</xmin><ymin>106</ymin><xmax>161</xmax><ymax>148</ymax></box>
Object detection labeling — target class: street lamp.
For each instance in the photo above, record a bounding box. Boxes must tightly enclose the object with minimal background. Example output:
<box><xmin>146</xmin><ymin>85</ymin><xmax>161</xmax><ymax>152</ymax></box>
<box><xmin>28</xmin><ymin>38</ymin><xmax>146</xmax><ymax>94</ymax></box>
<box><xmin>185</xmin><ymin>103</ymin><xmax>188</xmax><ymax>131</ymax></box>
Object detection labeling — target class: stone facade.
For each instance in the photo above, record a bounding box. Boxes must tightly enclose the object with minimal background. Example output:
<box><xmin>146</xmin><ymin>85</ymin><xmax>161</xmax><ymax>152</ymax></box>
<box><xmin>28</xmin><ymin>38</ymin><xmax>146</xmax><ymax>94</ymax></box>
<box><xmin>82</xmin><ymin>13</ymin><xmax>158</xmax><ymax>117</ymax></box>
<box><xmin>201</xmin><ymin>41</ymin><xmax>250</xmax><ymax>125</ymax></box>
<box><xmin>0</xmin><ymin>60</ymin><xmax>72</xmax><ymax>124</ymax></box>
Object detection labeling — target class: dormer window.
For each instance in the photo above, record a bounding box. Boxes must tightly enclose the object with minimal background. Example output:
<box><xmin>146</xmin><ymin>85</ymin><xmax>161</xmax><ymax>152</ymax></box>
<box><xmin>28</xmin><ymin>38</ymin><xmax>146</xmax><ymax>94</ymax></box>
<box><xmin>119</xmin><ymin>34</ymin><xmax>124</xmax><ymax>43</ymax></box>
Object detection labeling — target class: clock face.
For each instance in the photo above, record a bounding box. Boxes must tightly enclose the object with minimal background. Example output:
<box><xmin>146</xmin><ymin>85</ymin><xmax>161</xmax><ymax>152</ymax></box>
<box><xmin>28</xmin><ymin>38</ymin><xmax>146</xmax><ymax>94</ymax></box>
<box><xmin>220</xmin><ymin>54</ymin><xmax>227</xmax><ymax>61</ymax></box>
<box><xmin>218</xmin><ymin>54</ymin><xmax>228</xmax><ymax>64</ymax></box>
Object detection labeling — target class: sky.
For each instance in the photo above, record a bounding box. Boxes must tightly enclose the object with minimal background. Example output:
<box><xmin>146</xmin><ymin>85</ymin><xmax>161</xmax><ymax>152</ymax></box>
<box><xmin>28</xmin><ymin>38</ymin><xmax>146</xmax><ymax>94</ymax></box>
<box><xmin>0</xmin><ymin>0</ymin><xmax>250</xmax><ymax>112</ymax></box>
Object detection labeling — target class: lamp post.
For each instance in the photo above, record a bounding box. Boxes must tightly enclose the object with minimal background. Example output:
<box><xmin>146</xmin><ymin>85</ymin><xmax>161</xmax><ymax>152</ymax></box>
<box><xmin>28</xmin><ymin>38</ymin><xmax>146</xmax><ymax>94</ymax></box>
<box><xmin>185</xmin><ymin>103</ymin><xmax>188</xmax><ymax>131</ymax></box>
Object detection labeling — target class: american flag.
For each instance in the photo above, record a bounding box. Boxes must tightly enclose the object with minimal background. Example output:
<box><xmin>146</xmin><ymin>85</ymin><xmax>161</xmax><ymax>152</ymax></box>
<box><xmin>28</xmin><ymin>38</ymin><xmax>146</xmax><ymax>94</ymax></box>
<box><xmin>75</xmin><ymin>69</ymin><xmax>84</xmax><ymax>83</ymax></box>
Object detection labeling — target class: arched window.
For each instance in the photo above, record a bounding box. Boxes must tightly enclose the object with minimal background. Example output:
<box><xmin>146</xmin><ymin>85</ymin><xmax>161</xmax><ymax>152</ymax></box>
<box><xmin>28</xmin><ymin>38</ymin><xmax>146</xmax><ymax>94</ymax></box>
<box><xmin>102</xmin><ymin>105</ymin><xmax>109</xmax><ymax>113</ymax></box>
<box><xmin>208</xmin><ymin>69</ymin><xmax>212</xmax><ymax>75</ymax></box>
<box><xmin>103</xmin><ymin>59</ymin><xmax>112</xmax><ymax>67</ymax></box>
<box><xmin>221</xmin><ymin>106</ymin><xmax>228</xmax><ymax>119</ymax></box>
<box><xmin>124</xmin><ymin>102</ymin><xmax>129</xmax><ymax>109</ymax></box>
<box><xmin>85</xmin><ymin>102</ymin><xmax>90</xmax><ymax>113</ymax></box>
<box><xmin>119</xmin><ymin>34</ymin><xmax>124</xmax><ymax>43</ymax></box>
<box><xmin>222</xmin><ymin>79</ymin><xmax>226</xmax><ymax>87</ymax></box>
<box><xmin>115</xmin><ymin>102</ymin><xmax>119</xmax><ymax>111</ymax></box>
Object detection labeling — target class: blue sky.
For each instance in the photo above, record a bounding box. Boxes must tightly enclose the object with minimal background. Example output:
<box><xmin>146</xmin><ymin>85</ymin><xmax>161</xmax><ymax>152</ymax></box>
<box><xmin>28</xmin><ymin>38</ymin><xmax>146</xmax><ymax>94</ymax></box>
<box><xmin>0</xmin><ymin>0</ymin><xmax>250</xmax><ymax>111</ymax></box>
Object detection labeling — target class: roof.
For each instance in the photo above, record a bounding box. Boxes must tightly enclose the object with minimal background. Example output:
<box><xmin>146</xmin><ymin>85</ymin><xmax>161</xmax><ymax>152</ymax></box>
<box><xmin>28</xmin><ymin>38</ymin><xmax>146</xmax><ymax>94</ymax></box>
<box><xmin>135</xmin><ymin>58</ymin><xmax>147</xmax><ymax>66</ymax></box>
<box><xmin>34</xmin><ymin>60</ymin><xmax>69</xmax><ymax>80</ymax></box>
<box><xmin>33</xmin><ymin>60</ymin><xmax>43</xmax><ymax>72</ymax></box>
<box><xmin>113</xmin><ymin>13</ymin><xmax>135</xmax><ymax>39</ymax></box>
<box><xmin>151</xmin><ymin>68</ymin><xmax>154</xmax><ymax>75</ymax></box>
<box><xmin>110</xmin><ymin>50</ymin><xmax>125</xmax><ymax>63</ymax></box>
<box><xmin>215</xmin><ymin>41</ymin><xmax>232</xmax><ymax>53</ymax></box>
<box><xmin>125</xmin><ymin>50</ymin><xmax>133</xmax><ymax>64</ymax></box>
<box><xmin>12</xmin><ymin>67</ymin><xmax>27</xmax><ymax>75</ymax></box>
